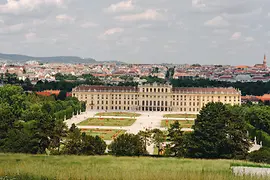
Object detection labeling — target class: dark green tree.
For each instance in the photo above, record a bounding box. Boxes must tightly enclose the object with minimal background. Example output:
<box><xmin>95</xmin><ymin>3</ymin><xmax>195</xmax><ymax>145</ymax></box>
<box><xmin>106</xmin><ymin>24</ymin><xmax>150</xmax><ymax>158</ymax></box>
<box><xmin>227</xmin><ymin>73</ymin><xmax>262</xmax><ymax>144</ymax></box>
<box><xmin>81</xmin><ymin>133</ymin><xmax>106</xmax><ymax>155</ymax></box>
<box><xmin>109</xmin><ymin>134</ymin><xmax>146</xmax><ymax>156</ymax></box>
<box><xmin>186</xmin><ymin>103</ymin><xmax>250</xmax><ymax>159</ymax></box>
<box><xmin>63</xmin><ymin>124</ymin><xmax>82</xmax><ymax>155</ymax></box>
<box><xmin>167</xmin><ymin>121</ymin><xmax>184</xmax><ymax>157</ymax></box>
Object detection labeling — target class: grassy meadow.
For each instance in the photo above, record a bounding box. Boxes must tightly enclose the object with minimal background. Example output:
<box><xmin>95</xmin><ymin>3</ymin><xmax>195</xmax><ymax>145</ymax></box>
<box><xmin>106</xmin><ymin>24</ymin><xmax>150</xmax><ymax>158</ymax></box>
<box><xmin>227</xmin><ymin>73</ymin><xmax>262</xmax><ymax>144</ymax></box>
<box><xmin>163</xmin><ymin>114</ymin><xmax>197</xmax><ymax>119</ymax></box>
<box><xmin>95</xmin><ymin>112</ymin><xmax>141</xmax><ymax>117</ymax></box>
<box><xmin>161</xmin><ymin>120</ymin><xmax>194</xmax><ymax>128</ymax></box>
<box><xmin>1</xmin><ymin>154</ymin><xmax>270</xmax><ymax>180</ymax></box>
<box><xmin>78</xmin><ymin>118</ymin><xmax>136</xmax><ymax>126</ymax></box>
<box><xmin>80</xmin><ymin>129</ymin><xmax>126</xmax><ymax>140</ymax></box>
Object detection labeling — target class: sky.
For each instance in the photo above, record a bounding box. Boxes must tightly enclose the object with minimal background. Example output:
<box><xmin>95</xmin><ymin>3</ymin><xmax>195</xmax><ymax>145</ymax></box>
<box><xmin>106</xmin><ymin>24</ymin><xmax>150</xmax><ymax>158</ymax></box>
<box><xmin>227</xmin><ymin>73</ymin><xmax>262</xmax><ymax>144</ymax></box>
<box><xmin>0</xmin><ymin>0</ymin><xmax>270</xmax><ymax>65</ymax></box>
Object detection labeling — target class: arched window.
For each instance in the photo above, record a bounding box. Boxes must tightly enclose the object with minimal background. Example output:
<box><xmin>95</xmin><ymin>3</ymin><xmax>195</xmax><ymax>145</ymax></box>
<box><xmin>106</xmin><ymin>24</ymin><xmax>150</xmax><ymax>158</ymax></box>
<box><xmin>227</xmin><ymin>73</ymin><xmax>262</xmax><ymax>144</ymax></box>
<box><xmin>142</xmin><ymin>101</ymin><xmax>145</xmax><ymax>106</ymax></box>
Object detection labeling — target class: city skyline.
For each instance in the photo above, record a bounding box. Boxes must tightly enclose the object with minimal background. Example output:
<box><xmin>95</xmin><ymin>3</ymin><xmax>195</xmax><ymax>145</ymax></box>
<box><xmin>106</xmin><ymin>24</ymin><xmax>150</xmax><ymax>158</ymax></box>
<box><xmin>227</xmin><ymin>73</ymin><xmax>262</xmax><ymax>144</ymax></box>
<box><xmin>0</xmin><ymin>0</ymin><xmax>270</xmax><ymax>65</ymax></box>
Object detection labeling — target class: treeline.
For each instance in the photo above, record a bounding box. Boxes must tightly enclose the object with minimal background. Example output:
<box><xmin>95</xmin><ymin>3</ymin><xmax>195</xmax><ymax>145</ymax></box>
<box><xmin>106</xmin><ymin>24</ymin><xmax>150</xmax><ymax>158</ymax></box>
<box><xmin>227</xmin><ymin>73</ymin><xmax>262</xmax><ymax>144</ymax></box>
<box><xmin>109</xmin><ymin>103</ymin><xmax>270</xmax><ymax>163</ymax></box>
<box><xmin>2</xmin><ymin>73</ymin><xmax>270</xmax><ymax>95</ymax></box>
<box><xmin>170</xmin><ymin>79</ymin><xmax>270</xmax><ymax>96</ymax></box>
<box><xmin>0</xmin><ymin>85</ymin><xmax>89</xmax><ymax>154</ymax></box>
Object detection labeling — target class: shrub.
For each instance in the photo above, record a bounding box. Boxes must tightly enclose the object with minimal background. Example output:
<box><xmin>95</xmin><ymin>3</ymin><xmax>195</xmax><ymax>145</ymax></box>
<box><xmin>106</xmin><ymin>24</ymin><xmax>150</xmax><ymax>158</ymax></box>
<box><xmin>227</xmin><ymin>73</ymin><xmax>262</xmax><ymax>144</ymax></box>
<box><xmin>109</xmin><ymin>134</ymin><xmax>147</xmax><ymax>156</ymax></box>
<box><xmin>247</xmin><ymin>147</ymin><xmax>270</xmax><ymax>164</ymax></box>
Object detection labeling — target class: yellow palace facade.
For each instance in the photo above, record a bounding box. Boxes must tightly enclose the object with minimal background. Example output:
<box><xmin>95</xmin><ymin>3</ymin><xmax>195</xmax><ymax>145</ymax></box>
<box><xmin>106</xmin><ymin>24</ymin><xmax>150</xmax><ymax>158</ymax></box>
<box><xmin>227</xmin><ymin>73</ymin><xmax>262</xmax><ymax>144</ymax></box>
<box><xmin>72</xmin><ymin>83</ymin><xmax>241</xmax><ymax>113</ymax></box>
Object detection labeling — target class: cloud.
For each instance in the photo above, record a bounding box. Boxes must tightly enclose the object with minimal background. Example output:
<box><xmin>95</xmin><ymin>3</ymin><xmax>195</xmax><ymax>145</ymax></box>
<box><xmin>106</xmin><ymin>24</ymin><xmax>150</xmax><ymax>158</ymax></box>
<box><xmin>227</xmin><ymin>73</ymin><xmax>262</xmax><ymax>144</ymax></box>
<box><xmin>222</xmin><ymin>8</ymin><xmax>262</xmax><ymax>19</ymax></box>
<box><xmin>245</xmin><ymin>36</ymin><xmax>254</xmax><ymax>42</ymax></box>
<box><xmin>204</xmin><ymin>16</ymin><xmax>230</xmax><ymax>28</ymax></box>
<box><xmin>56</xmin><ymin>14</ymin><xmax>75</xmax><ymax>23</ymax></box>
<box><xmin>115</xmin><ymin>9</ymin><xmax>163</xmax><ymax>21</ymax></box>
<box><xmin>98</xmin><ymin>28</ymin><xmax>124</xmax><ymax>40</ymax></box>
<box><xmin>192</xmin><ymin>0</ymin><xmax>206</xmax><ymax>9</ymax></box>
<box><xmin>0</xmin><ymin>0</ymin><xmax>64</xmax><ymax>14</ymax></box>
<box><xmin>105</xmin><ymin>0</ymin><xmax>134</xmax><ymax>13</ymax></box>
<box><xmin>103</xmin><ymin>28</ymin><xmax>124</xmax><ymax>36</ymax></box>
<box><xmin>213</xmin><ymin>29</ymin><xmax>229</xmax><ymax>34</ymax></box>
<box><xmin>0</xmin><ymin>23</ymin><xmax>24</xmax><ymax>34</ymax></box>
<box><xmin>230</xmin><ymin>32</ymin><xmax>242</xmax><ymax>40</ymax></box>
<box><xmin>80</xmin><ymin>22</ymin><xmax>98</xmax><ymax>28</ymax></box>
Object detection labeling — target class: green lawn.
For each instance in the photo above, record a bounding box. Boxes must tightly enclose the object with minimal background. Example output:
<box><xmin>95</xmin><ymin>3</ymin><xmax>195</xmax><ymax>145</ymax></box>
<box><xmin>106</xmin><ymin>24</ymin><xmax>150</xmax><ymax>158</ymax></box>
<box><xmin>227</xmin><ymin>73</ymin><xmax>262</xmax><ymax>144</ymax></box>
<box><xmin>78</xmin><ymin>118</ymin><xmax>136</xmax><ymax>126</ymax></box>
<box><xmin>1</xmin><ymin>154</ymin><xmax>269</xmax><ymax>180</ymax></box>
<box><xmin>80</xmin><ymin>129</ymin><xmax>126</xmax><ymax>140</ymax></box>
<box><xmin>163</xmin><ymin>114</ymin><xmax>197</xmax><ymax>118</ymax></box>
<box><xmin>95</xmin><ymin>112</ymin><xmax>141</xmax><ymax>117</ymax></box>
<box><xmin>161</xmin><ymin>120</ymin><xmax>195</xmax><ymax>128</ymax></box>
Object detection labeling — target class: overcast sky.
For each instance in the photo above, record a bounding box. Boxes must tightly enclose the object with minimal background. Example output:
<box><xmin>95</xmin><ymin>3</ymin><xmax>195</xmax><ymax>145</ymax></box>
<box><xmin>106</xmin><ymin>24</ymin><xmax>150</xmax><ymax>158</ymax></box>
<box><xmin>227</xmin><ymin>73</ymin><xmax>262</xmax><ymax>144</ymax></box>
<box><xmin>0</xmin><ymin>0</ymin><xmax>269</xmax><ymax>65</ymax></box>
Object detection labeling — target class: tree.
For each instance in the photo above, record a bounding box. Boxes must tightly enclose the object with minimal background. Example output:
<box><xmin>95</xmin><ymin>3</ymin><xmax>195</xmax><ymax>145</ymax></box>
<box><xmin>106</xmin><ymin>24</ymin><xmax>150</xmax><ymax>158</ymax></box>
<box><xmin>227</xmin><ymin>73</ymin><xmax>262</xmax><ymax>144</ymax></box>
<box><xmin>81</xmin><ymin>133</ymin><xmax>106</xmax><ymax>155</ymax></box>
<box><xmin>167</xmin><ymin>121</ymin><xmax>184</xmax><ymax>157</ymax></box>
<box><xmin>109</xmin><ymin>134</ymin><xmax>146</xmax><ymax>156</ymax></box>
<box><xmin>58</xmin><ymin>90</ymin><xmax>67</xmax><ymax>100</ymax></box>
<box><xmin>137</xmin><ymin>129</ymin><xmax>151</xmax><ymax>154</ymax></box>
<box><xmin>63</xmin><ymin>124</ymin><xmax>82</xmax><ymax>155</ymax></box>
<box><xmin>151</xmin><ymin>129</ymin><xmax>166</xmax><ymax>156</ymax></box>
<box><xmin>185</xmin><ymin>103</ymin><xmax>250</xmax><ymax>159</ymax></box>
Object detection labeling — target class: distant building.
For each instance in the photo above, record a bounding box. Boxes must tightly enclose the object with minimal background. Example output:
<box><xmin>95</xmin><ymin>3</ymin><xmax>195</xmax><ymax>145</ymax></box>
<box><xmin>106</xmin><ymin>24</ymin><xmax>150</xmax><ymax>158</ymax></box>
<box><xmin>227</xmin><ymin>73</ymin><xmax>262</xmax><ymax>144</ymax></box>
<box><xmin>72</xmin><ymin>83</ymin><xmax>241</xmax><ymax>113</ymax></box>
<box><xmin>254</xmin><ymin>54</ymin><xmax>267</xmax><ymax>69</ymax></box>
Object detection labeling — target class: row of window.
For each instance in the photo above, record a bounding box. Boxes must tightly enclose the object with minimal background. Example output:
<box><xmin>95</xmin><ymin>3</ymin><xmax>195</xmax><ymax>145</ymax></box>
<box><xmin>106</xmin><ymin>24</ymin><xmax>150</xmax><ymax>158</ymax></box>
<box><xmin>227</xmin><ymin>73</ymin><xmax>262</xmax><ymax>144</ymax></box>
<box><xmin>141</xmin><ymin>88</ymin><xmax>169</xmax><ymax>93</ymax></box>
<box><xmin>94</xmin><ymin>106</ymin><xmax>133</xmax><ymax>111</ymax></box>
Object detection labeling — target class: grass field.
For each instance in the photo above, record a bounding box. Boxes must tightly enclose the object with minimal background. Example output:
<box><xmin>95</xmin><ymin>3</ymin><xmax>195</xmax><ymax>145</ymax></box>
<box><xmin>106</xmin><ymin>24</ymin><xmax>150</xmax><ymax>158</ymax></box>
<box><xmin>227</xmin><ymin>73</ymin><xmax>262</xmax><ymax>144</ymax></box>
<box><xmin>1</xmin><ymin>154</ymin><xmax>269</xmax><ymax>180</ymax></box>
<box><xmin>96</xmin><ymin>112</ymin><xmax>141</xmax><ymax>117</ymax></box>
<box><xmin>80</xmin><ymin>129</ymin><xmax>126</xmax><ymax>140</ymax></box>
<box><xmin>161</xmin><ymin>120</ymin><xmax>195</xmax><ymax>128</ymax></box>
<box><xmin>78</xmin><ymin>118</ymin><xmax>136</xmax><ymax>126</ymax></box>
<box><xmin>163</xmin><ymin>114</ymin><xmax>197</xmax><ymax>118</ymax></box>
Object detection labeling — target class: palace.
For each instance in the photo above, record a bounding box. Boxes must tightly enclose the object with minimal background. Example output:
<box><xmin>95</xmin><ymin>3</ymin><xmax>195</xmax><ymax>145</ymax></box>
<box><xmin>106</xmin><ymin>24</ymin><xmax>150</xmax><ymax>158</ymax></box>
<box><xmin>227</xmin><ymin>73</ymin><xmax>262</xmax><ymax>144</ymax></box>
<box><xmin>72</xmin><ymin>83</ymin><xmax>241</xmax><ymax>113</ymax></box>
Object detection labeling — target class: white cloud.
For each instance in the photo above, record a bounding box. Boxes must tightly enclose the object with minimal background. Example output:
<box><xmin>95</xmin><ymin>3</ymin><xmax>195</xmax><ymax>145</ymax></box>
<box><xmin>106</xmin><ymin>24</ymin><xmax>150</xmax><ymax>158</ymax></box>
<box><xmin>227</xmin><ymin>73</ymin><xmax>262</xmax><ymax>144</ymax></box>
<box><xmin>80</xmin><ymin>22</ymin><xmax>98</xmax><ymax>28</ymax></box>
<box><xmin>0</xmin><ymin>23</ymin><xmax>24</xmax><ymax>34</ymax></box>
<box><xmin>245</xmin><ymin>36</ymin><xmax>254</xmax><ymax>42</ymax></box>
<box><xmin>24</xmin><ymin>32</ymin><xmax>38</xmax><ymax>42</ymax></box>
<box><xmin>98</xmin><ymin>28</ymin><xmax>124</xmax><ymax>40</ymax></box>
<box><xmin>230</xmin><ymin>32</ymin><xmax>242</xmax><ymax>40</ymax></box>
<box><xmin>105</xmin><ymin>0</ymin><xmax>134</xmax><ymax>13</ymax></box>
<box><xmin>0</xmin><ymin>0</ymin><xmax>64</xmax><ymax>14</ymax></box>
<box><xmin>115</xmin><ymin>9</ymin><xmax>162</xmax><ymax>21</ymax></box>
<box><xmin>204</xmin><ymin>16</ymin><xmax>230</xmax><ymax>28</ymax></box>
<box><xmin>56</xmin><ymin>14</ymin><xmax>75</xmax><ymax>23</ymax></box>
<box><xmin>103</xmin><ymin>28</ymin><xmax>124</xmax><ymax>36</ymax></box>
<box><xmin>192</xmin><ymin>0</ymin><xmax>206</xmax><ymax>9</ymax></box>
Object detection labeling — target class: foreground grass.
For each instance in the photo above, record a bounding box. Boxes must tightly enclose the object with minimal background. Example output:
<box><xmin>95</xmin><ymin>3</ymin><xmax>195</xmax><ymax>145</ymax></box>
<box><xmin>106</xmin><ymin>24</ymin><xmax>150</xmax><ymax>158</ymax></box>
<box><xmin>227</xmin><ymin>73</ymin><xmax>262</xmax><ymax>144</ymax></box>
<box><xmin>96</xmin><ymin>112</ymin><xmax>141</xmax><ymax>117</ymax></box>
<box><xmin>1</xmin><ymin>154</ymin><xmax>269</xmax><ymax>180</ymax></box>
<box><xmin>163</xmin><ymin>114</ymin><xmax>197</xmax><ymax>119</ymax></box>
<box><xmin>78</xmin><ymin>118</ymin><xmax>136</xmax><ymax>126</ymax></box>
<box><xmin>161</xmin><ymin>120</ymin><xmax>194</xmax><ymax>128</ymax></box>
<box><xmin>80</xmin><ymin>129</ymin><xmax>126</xmax><ymax>140</ymax></box>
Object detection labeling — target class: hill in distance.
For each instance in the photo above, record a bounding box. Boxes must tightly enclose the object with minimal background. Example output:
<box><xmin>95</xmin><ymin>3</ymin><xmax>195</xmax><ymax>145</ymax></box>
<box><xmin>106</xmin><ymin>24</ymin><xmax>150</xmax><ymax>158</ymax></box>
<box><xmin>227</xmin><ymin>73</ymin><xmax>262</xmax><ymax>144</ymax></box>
<box><xmin>0</xmin><ymin>53</ymin><xmax>125</xmax><ymax>64</ymax></box>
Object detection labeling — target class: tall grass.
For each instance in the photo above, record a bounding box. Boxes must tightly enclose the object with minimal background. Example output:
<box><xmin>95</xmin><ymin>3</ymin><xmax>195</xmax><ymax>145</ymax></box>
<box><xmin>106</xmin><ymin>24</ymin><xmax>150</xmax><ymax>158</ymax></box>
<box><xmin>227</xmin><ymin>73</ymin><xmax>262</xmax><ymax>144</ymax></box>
<box><xmin>0</xmin><ymin>154</ymin><xmax>269</xmax><ymax>180</ymax></box>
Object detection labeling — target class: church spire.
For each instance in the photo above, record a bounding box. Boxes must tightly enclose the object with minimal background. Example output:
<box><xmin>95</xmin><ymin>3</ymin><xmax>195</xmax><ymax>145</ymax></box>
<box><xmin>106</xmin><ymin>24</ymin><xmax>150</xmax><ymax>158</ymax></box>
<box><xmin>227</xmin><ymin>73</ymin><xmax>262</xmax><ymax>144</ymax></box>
<box><xmin>264</xmin><ymin>54</ymin><xmax>267</xmax><ymax>67</ymax></box>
